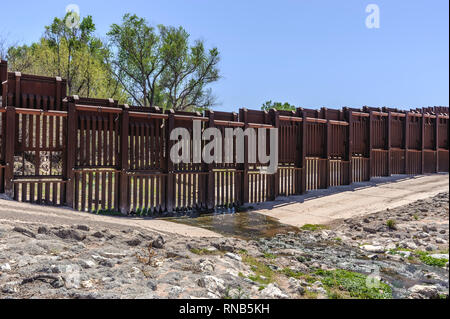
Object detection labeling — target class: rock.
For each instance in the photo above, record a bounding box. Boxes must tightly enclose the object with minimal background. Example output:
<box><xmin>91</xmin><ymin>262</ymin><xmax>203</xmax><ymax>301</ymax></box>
<box><xmin>76</xmin><ymin>225</ymin><xmax>90</xmax><ymax>232</ymax></box>
<box><xmin>166</xmin><ymin>250</ymin><xmax>188</xmax><ymax>259</ymax></box>
<box><xmin>276</xmin><ymin>248</ymin><xmax>299</xmax><ymax>256</ymax></box>
<box><xmin>0</xmin><ymin>263</ymin><xmax>11</xmax><ymax>272</ymax></box>
<box><xmin>99</xmin><ymin>252</ymin><xmax>127</xmax><ymax>259</ymax></box>
<box><xmin>224</xmin><ymin>252</ymin><xmax>242</xmax><ymax>262</ymax></box>
<box><xmin>260</xmin><ymin>284</ymin><xmax>289</xmax><ymax>299</ymax></box>
<box><xmin>403</xmin><ymin>241</ymin><xmax>418</xmax><ymax>250</ymax></box>
<box><xmin>152</xmin><ymin>235</ymin><xmax>165</xmax><ymax>249</ymax></box>
<box><xmin>13</xmin><ymin>226</ymin><xmax>36</xmax><ymax>238</ymax></box>
<box><xmin>79</xmin><ymin>259</ymin><xmax>96</xmax><ymax>269</ymax></box>
<box><xmin>38</xmin><ymin>226</ymin><xmax>49</xmax><ymax>234</ymax></box>
<box><xmin>422</xmin><ymin>225</ymin><xmax>436</xmax><ymax>233</ymax></box>
<box><xmin>398</xmin><ymin>251</ymin><xmax>411</xmax><ymax>258</ymax></box>
<box><xmin>385</xmin><ymin>243</ymin><xmax>396</xmax><ymax>251</ymax></box>
<box><xmin>92</xmin><ymin>232</ymin><xmax>104</xmax><ymax>239</ymax></box>
<box><xmin>81</xmin><ymin>280</ymin><xmax>94</xmax><ymax>289</ymax></box>
<box><xmin>296</xmin><ymin>286</ymin><xmax>306</xmax><ymax>295</ymax></box>
<box><xmin>198</xmin><ymin>259</ymin><xmax>215</xmax><ymax>272</ymax></box>
<box><xmin>147</xmin><ymin>280</ymin><xmax>158</xmax><ymax>291</ymax></box>
<box><xmin>362</xmin><ymin>245</ymin><xmax>385</xmax><ymax>253</ymax></box>
<box><xmin>425</xmin><ymin>244</ymin><xmax>438</xmax><ymax>252</ymax></box>
<box><xmin>363</xmin><ymin>227</ymin><xmax>377</xmax><ymax>234</ymax></box>
<box><xmin>54</xmin><ymin>229</ymin><xmax>86</xmax><ymax>241</ymax></box>
<box><xmin>408</xmin><ymin>285</ymin><xmax>440</xmax><ymax>299</ymax></box>
<box><xmin>92</xmin><ymin>255</ymin><xmax>115</xmax><ymax>268</ymax></box>
<box><xmin>435</xmin><ymin>238</ymin><xmax>447</xmax><ymax>244</ymax></box>
<box><xmin>126</xmin><ymin>239</ymin><xmax>142</xmax><ymax>247</ymax></box>
<box><xmin>197</xmin><ymin>276</ymin><xmax>226</xmax><ymax>294</ymax></box>
<box><xmin>309</xmin><ymin>286</ymin><xmax>328</xmax><ymax>296</ymax></box>
<box><xmin>212</xmin><ymin>241</ymin><xmax>235</xmax><ymax>252</ymax></box>
<box><xmin>2</xmin><ymin>284</ymin><xmax>18</xmax><ymax>294</ymax></box>
<box><xmin>168</xmin><ymin>286</ymin><xmax>184</xmax><ymax>298</ymax></box>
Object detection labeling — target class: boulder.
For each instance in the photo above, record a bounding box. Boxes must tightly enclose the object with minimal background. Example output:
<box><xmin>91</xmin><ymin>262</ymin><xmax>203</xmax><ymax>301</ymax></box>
<box><xmin>260</xmin><ymin>284</ymin><xmax>289</xmax><ymax>299</ymax></box>
<box><xmin>408</xmin><ymin>285</ymin><xmax>440</xmax><ymax>299</ymax></box>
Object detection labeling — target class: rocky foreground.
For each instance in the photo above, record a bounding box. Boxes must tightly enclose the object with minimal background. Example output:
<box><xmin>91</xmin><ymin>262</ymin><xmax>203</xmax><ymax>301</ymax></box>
<box><xmin>0</xmin><ymin>193</ymin><xmax>448</xmax><ymax>299</ymax></box>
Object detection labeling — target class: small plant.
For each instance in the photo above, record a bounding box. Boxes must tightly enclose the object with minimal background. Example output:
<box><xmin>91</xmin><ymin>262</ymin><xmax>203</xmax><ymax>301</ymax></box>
<box><xmin>314</xmin><ymin>269</ymin><xmax>392</xmax><ymax>299</ymax></box>
<box><xmin>241</xmin><ymin>254</ymin><xmax>276</xmax><ymax>285</ymax></box>
<box><xmin>95</xmin><ymin>209</ymin><xmax>123</xmax><ymax>216</ymax></box>
<box><xmin>136</xmin><ymin>243</ymin><xmax>157</xmax><ymax>266</ymax></box>
<box><xmin>386</xmin><ymin>219</ymin><xmax>397</xmax><ymax>230</ymax></box>
<box><xmin>281</xmin><ymin>268</ymin><xmax>317</xmax><ymax>283</ymax></box>
<box><xmin>263</xmin><ymin>252</ymin><xmax>277</xmax><ymax>260</ymax></box>
<box><xmin>413</xmin><ymin>214</ymin><xmax>419</xmax><ymax>221</ymax></box>
<box><xmin>300</xmin><ymin>224</ymin><xmax>328</xmax><ymax>232</ymax></box>
<box><xmin>415</xmin><ymin>251</ymin><xmax>448</xmax><ymax>268</ymax></box>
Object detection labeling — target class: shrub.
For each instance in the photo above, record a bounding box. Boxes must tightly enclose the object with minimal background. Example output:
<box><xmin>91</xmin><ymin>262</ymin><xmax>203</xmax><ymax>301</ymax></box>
<box><xmin>386</xmin><ymin>220</ymin><xmax>397</xmax><ymax>230</ymax></box>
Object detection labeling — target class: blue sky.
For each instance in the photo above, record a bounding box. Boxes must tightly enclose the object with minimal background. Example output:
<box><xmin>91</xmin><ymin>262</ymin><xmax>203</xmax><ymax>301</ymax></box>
<box><xmin>1</xmin><ymin>0</ymin><xmax>448</xmax><ymax>112</ymax></box>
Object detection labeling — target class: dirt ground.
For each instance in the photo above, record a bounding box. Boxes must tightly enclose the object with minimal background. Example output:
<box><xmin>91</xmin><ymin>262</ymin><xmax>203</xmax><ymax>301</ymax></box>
<box><xmin>0</xmin><ymin>174</ymin><xmax>447</xmax><ymax>237</ymax></box>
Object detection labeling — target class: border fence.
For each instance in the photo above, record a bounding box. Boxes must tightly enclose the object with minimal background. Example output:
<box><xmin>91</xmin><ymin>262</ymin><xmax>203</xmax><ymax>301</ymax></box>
<box><xmin>0</xmin><ymin>59</ymin><xmax>448</xmax><ymax>215</ymax></box>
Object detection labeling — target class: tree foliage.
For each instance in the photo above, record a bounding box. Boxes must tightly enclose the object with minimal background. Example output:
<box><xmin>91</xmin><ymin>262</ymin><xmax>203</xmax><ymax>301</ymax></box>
<box><xmin>7</xmin><ymin>13</ymin><xmax>128</xmax><ymax>102</ymax></box>
<box><xmin>261</xmin><ymin>101</ymin><xmax>296</xmax><ymax>112</ymax></box>
<box><xmin>5</xmin><ymin>12</ymin><xmax>222</xmax><ymax>109</ymax></box>
<box><xmin>107</xmin><ymin>14</ymin><xmax>220</xmax><ymax>110</ymax></box>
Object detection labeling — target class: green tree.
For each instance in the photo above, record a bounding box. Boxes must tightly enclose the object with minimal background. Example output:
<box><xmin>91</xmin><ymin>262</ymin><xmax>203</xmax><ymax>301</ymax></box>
<box><xmin>6</xmin><ymin>14</ymin><xmax>128</xmax><ymax>102</ymax></box>
<box><xmin>107</xmin><ymin>14</ymin><xmax>165</xmax><ymax>107</ymax></box>
<box><xmin>261</xmin><ymin>101</ymin><xmax>296</xmax><ymax>112</ymax></box>
<box><xmin>159</xmin><ymin>25</ymin><xmax>220</xmax><ymax>111</ymax></box>
<box><xmin>107</xmin><ymin>14</ymin><xmax>221</xmax><ymax>110</ymax></box>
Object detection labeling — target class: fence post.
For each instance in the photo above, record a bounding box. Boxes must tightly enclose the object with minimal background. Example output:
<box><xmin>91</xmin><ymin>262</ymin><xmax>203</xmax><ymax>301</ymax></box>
<box><xmin>65</xmin><ymin>98</ymin><xmax>77</xmax><ymax>208</ymax></box>
<box><xmin>435</xmin><ymin>114</ymin><xmax>439</xmax><ymax>172</ymax></box>
<box><xmin>231</xmin><ymin>112</ymin><xmax>242</xmax><ymax>205</ymax></box>
<box><xmin>4</xmin><ymin>106</ymin><xmax>16</xmax><ymax>198</ymax></box>
<box><xmin>119</xmin><ymin>105</ymin><xmax>130</xmax><ymax>215</ymax></box>
<box><xmin>165</xmin><ymin>110</ymin><xmax>175</xmax><ymax>213</ymax></box>
<box><xmin>368</xmin><ymin>109</ymin><xmax>374</xmax><ymax>179</ymax></box>
<box><xmin>301</xmin><ymin>110</ymin><xmax>307</xmax><ymax>194</ymax></box>
<box><xmin>270</xmin><ymin>109</ymin><xmax>279</xmax><ymax>200</ymax></box>
<box><xmin>206</xmin><ymin>111</ymin><xmax>215</xmax><ymax>209</ymax></box>
<box><xmin>323</xmin><ymin>108</ymin><xmax>330</xmax><ymax>188</ymax></box>
<box><xmin>2</xmin><ymin>79</ymin><xmax>8</xmax><ymax>108</ymax></box>
<box><xmin>14</xmin><ymin>72</ymin><xmax>21</xmax><ymax>107</ymax></box>
<box><xmin>240</xmin><ymin>108</ymin><xmax>249</xmax><ymax>204</ymax></box>
<box><xmin>55</xmin><ymin>77</ymin><xmax>62</xmax><ymax>111</ymax></box>
<box><xmin>346</xmin><ymin>108</ymin><xmax>353</xmax><ymax>184</ymax></box>
<box><xmin>421</xmin><ymin>112</ymin><xmax>425</xmax><ymax>174</ymax></box>
<box><xmin>405</xmin><ymin>112</ymin><xmax>410</xmax><ymax>174</ymax></box>
<box><xmin>387</xmin><ymin>111</ymin><xmax>392</xmax><ymax>176</ymax></box>
<box><xmin>0</xmin><ymin>60</ymin><xmax>7</xmax><ymax>85</ymax></box>
<box><xmin>295</xmin><ymin>108</ymin><xmax>303</xmax><ymax>194</ymax></box>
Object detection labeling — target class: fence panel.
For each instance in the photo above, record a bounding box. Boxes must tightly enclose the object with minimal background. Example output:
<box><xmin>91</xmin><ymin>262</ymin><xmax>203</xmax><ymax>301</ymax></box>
<box><xmin>0</xmin><ymin>62</ymin><xmax>448</xmax><ymax>214</ymax></box>
<box><xmin>10</xmin><ymin>109</ymin><xmax>67</xmax><ymax>204</ymax></box>
<box><xmin>2</xmin><ymin>72</ymin><xmax>67</xmax><ymax>111</ymax></box>
<box><xmin>0</xmin><ymin>110</ymin><xmax>5</xmax><ymax>192</ymax></box>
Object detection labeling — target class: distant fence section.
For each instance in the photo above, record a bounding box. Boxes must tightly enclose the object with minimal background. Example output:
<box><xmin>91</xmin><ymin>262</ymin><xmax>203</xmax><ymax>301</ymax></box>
<box><xmin>0</xmin><ymin>60</ymin><xmax>449</xmax><ymax>215</ymax></box>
